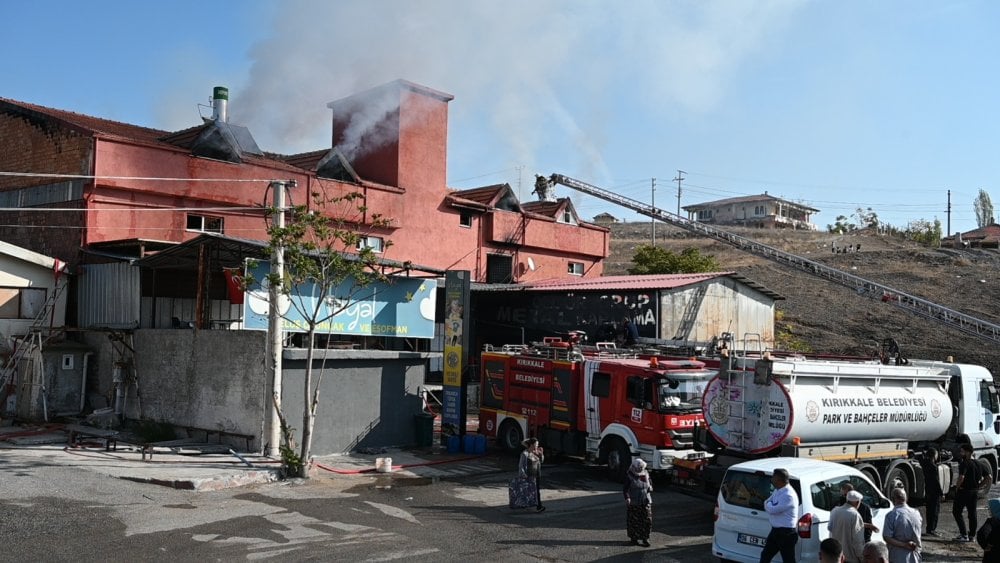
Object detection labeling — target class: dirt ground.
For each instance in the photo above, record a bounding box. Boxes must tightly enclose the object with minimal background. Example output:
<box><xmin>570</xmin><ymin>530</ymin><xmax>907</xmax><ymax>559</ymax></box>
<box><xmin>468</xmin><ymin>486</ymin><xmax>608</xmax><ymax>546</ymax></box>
<box><xmin>606</xmin><ymin>222</ymin><xmax>1000</xmax><ymax>376</ymax></box>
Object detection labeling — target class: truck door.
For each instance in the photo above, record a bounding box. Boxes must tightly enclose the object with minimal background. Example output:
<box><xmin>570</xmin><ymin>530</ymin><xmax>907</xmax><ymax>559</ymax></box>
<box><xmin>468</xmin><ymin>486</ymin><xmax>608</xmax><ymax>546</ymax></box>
<box><xmin>584</xmin><ymin>361</ymin><xmax>609</xmax><ymax>435</ymax></box>
<box><xmin>979</xmin><ymin>379</ymin><xmax>1000</xmax><ymax>444</ymax></box>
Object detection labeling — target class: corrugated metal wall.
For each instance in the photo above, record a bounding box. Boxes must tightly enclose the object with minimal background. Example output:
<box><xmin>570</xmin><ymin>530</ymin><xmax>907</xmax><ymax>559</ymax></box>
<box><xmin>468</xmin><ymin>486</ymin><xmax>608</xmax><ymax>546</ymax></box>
<box><xmin>77</xmin><ymin>262</ymin><xmax>141</xmax><ymax>329</ymax></box>
<box><xmin>659</xmin><ymin>278</ymin><xmax>775</xmax><ymax>346</ymax></box>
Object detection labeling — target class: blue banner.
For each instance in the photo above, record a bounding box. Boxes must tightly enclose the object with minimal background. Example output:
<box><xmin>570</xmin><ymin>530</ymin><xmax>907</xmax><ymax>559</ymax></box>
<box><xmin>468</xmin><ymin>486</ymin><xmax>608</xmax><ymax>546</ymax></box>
<box><xmin>242</xmin><ymin>261</ymin><xmax>437</xmax><ymax>338</ymax></box>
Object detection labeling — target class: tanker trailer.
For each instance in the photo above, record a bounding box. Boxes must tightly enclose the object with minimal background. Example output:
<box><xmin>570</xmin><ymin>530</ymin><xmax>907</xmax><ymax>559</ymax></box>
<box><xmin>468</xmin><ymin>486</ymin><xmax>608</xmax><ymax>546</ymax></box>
<box><xmin>699</xmin><ymin>353</ymin><xmax>1000</xmax><ymax>500</ymax></box>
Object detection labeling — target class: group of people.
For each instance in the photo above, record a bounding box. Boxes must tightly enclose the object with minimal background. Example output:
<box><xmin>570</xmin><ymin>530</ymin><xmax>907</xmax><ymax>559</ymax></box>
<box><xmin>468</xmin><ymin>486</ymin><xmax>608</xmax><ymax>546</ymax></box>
<box><xmin>514</xmin><ymin>438</ymin><xmax>654</xmax><ymax>546</ymax></box>
<box><xmin>763</xmin><ymin>443</ymin><xmax>1000</xmax><ymax>563</ymax></box>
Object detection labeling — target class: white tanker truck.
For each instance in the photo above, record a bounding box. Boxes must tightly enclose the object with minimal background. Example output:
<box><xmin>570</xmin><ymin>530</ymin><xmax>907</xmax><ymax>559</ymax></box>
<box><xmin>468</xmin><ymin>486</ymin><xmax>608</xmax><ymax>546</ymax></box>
<box><xmin>697</xmin><ymin>352</ymin><xmax>1000</xmax><ymax>500</ymax></box>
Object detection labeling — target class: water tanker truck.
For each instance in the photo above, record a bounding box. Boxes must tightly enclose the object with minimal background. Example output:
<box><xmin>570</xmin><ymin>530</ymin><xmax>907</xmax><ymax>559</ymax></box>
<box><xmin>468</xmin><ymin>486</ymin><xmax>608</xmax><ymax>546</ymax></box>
<box><xmin>697</xmin><ymin>352</ymin><xmax>1000</xmax><ymax>500</ymax></box>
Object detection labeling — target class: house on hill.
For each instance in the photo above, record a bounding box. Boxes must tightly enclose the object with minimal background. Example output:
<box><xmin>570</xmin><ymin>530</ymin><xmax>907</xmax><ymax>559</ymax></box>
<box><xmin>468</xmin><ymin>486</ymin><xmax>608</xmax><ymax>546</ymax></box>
<box><xmin>683</xmin><ymin>193</ymin><xmax>818</xmax><ymax>230</ymax></box>
<box><xmin>592</xmin><ymin>212</ymin><xmax>619</xmax><ymax>225</ymax></box>
<box><xmin>942</xmin><ymin>224</ymin><xmax>1000</xmax><ymax>248</ymax></box>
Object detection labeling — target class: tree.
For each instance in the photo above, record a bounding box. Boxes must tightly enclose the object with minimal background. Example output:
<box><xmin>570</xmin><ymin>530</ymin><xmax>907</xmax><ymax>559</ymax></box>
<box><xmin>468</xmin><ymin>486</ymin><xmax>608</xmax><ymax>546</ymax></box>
<box><xmin>627</xmin><ymin>245</ymin><xmax>720</xmax><ymax>275</ymax></box>
<box><xmin>827</xmin><ymin>215</ymin><xmax>853</xmax><ymax>234</ymax></box>
<box><xmin>904</xmin><ymin>218</ymin><xmax>942</xmax><ymax>247</ymax></box>
<box><xmin>852</xmin><ymin>207</ymin><xmax>880</xmax><ymax>230</ymax></box>
<box><xmin>974</xmin><ymin>189</ymin><xmax>995</xmax><ymax>228</ymax></box>
<box><xmin>258</xmin><ymin>184</ymin><xmax>393</xmax><ymax>477</ymax></box>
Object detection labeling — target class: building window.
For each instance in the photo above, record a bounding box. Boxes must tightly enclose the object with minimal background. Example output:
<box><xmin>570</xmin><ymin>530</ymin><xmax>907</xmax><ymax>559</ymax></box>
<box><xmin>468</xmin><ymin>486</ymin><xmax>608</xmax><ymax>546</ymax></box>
<box><xmin>486</xmin><ymin>254</ymin><xmax>514</xmax><ymax>283</ymax></box>
<box><xmin>356</xmin><ymin>236</ymin><xmax>384</xmax><ymax>253</ymax></box>
<box><xmin>0</xmin><ymin>287</ymin><xmax>46</xmax><ymax>319</ymax></box>
<box><xmin>186</xmin><ymin>214</ymin><xmax>224</xmax><ymax>233</ymax></box>
<box><xmin>559</xmin><ymin>210</ymin><xmax>576</xmax><ymax>224</ymax></box>
<box><xmin>459</xmin><ymin>213</ymin><xmax>472</xmax><ymax>228</ymax></box>
<box><xmin>567</xmin><ymin>262</ymin><xmax>584</xmax><ymax>276</ymax></box>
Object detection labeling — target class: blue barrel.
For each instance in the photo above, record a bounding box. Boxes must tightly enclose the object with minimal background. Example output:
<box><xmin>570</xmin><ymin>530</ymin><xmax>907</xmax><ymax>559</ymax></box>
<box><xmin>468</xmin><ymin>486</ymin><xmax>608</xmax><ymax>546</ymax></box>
<box><xmin>447</xmin><ymin>434</ymin><xmax>460</xmax><ymax>453</ymax></box>
<box><xmin>474</xmin><ymin>434</ymin><xmax>487</xmax><ymax>454</ymax></box>
<box><xmin>463</xmin><ymin>434</ymin><xmax>476</xmax><ymax>453</ymax></box>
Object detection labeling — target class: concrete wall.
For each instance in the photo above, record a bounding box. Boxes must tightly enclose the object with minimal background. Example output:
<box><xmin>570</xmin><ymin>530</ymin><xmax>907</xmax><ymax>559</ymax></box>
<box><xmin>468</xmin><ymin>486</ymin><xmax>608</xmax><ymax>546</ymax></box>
<box><xmin>281</xmin><ymin>349</ymin><xmax>431</xmax><ymax>455</ymax></box>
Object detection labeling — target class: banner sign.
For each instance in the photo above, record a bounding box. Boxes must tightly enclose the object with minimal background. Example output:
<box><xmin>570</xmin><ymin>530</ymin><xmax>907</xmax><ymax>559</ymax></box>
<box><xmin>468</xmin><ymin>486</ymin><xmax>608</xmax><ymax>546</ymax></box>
<box><xmin>242</xmin><ymin>260</ymin><xmax>437</xmax><ymax>338</ymax></box>
<box><xmin>441</xmin><ymin>270</ymin><xmax>470</xmax><ymax>435</ymax></box>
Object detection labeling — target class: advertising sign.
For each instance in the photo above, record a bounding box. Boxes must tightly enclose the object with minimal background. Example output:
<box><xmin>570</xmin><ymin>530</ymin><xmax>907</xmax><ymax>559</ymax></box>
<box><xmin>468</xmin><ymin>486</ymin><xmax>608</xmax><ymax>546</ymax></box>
<box><xmin>442</xmin><ymin>270</ymin><xmax>470</xmax><ymax>436</ymax></box>
<box><xmin>242</xmin><ymin>260</ymin><xmax>437</xmax><ymax>338</ymax></box>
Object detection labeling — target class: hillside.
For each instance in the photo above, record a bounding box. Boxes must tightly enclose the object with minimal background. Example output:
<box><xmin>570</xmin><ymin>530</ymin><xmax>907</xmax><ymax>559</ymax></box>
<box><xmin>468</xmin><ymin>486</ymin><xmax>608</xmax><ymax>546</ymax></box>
<box><xmin>606</xmin><ymin>222</ymin><xmax>1000</xmax><ymax>376</ymax></box>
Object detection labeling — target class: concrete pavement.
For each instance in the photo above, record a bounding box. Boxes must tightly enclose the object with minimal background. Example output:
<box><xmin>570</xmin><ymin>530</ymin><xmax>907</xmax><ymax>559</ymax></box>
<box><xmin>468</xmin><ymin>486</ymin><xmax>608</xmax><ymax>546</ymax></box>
<box><xmin>0</xmin><ymin>422</ymin><xmax>503</xmax><ymax>492</ymax></box>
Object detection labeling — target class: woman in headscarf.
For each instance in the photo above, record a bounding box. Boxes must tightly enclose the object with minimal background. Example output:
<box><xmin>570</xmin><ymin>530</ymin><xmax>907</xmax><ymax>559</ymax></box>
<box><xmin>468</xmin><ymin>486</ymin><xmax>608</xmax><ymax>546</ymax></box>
<box><xmin>518</xmin><ymin>437</ymin><xmax>545</xmax><ymax>513</ymax></box>
<box><xmin>980</xmin><ymin>498</ymin><xmax>1000</xmax><ymax>563</ymax></box>
<box><xmin>623</xmin><ymin>458</ymin><xmax>654</xmax><ymax>547</ymax></box>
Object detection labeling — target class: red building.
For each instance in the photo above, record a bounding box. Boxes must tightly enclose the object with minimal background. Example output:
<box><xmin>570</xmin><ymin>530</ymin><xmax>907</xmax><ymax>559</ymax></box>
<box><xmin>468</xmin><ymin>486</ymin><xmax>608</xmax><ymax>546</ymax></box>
<box><xmin>0</xmin><ymin>80</ymin><xmax>608</xmax><ymax>282</ymax></box>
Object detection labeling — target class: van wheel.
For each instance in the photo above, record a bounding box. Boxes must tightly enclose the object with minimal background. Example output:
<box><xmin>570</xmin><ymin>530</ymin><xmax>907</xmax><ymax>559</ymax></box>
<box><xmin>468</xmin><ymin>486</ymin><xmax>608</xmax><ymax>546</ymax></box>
<box><xmin>605</xmin><ymin>438</ymin><xmax>632</xmax><ymax>482</ymax></box>
<box><xmin>498</xmin><ymin>421</ymin><xmax>523</xmax><ymax>453</ymax></box>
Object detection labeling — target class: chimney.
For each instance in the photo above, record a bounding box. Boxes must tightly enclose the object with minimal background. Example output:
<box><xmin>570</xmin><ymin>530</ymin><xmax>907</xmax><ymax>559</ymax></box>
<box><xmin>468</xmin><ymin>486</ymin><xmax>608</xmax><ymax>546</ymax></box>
<box><xmin>212</xmin><ymin>86</ymin><xmax>229</xmax><ymax>123</ymax></box>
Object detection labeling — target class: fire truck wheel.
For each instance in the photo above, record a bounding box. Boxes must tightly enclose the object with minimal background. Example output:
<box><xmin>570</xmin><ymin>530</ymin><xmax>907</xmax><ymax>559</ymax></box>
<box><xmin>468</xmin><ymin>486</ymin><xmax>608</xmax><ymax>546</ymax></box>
<box><xmin>498</xmin><ymin>421</ymin><xmax>524</xmax><ymax>453</ymax></box>
<box><xmin>604</xmin><ymin>438</ymin><xmax>631</xmax><ymax>482</ymax></box>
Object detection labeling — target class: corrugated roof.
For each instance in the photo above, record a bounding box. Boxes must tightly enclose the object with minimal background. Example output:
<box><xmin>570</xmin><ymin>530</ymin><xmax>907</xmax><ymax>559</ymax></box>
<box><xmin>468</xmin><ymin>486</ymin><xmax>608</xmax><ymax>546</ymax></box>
<box><xmin>520</xmin><ymin>199</ymin><xmax>563</xmax><ymax>218</ymax></box>
<box><xmin>449</xmin><ymin>185</ymin><xmax>507</xmax><ymax>206</ymax></box>
<box><xmin>472</xmin><ymin>272</ymin><xmax>783</xmax><ymax>300</ymax></box>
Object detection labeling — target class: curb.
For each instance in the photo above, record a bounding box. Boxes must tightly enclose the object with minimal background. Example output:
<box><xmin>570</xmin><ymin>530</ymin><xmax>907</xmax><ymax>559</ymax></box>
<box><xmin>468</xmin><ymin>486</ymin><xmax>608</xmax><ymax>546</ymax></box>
<box><xmin>119</xmin><ymin>469</ymin><xmax>281</xmax><ymax>491</ymax></box>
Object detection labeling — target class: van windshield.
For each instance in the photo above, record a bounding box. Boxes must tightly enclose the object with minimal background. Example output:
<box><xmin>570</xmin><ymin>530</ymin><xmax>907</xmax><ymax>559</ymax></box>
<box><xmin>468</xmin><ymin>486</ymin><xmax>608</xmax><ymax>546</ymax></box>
<box><xmin>720</xmin><ymin>469</ymin><xmax>803</xmax><ymax>510</ymax></box>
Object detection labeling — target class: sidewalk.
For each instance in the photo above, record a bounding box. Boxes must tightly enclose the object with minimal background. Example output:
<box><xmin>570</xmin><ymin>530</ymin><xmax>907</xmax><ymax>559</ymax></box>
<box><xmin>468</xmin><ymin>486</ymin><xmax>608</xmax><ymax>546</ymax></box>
<box><xmin>0</xmin><ymin>423</ymin><xmax>505</xmax><ymax>492</ymax></box>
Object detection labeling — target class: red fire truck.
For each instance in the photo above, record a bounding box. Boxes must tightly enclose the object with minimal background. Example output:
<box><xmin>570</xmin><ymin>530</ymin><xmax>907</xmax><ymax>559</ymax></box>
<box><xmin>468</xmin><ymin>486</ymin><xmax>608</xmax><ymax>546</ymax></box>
<box><xmin>478</xmin><ymin>338</ymin><xmax>715</xmax><ymax>480</ymax></box>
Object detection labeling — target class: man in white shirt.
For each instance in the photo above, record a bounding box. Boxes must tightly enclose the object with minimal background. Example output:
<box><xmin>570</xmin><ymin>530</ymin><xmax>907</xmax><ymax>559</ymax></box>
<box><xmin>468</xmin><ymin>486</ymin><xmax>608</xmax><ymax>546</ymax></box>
<box><xmin>760</xmin><ymin>468</ymin><xmax>800</xmax><ymax>563</ymax></box>
<box><xmin>829</xmin><ymin>490</ymin><xmax>866</xmax><ymax>562</ymax></box>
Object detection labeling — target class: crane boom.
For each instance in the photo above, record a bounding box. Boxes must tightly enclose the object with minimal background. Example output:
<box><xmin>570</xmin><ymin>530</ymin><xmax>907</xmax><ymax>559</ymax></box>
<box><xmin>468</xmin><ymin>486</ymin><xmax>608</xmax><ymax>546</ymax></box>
<box><xmin>548</xmin><ymin>173</ymin><xmax>1000</xmax><ymax>345</ymax></box>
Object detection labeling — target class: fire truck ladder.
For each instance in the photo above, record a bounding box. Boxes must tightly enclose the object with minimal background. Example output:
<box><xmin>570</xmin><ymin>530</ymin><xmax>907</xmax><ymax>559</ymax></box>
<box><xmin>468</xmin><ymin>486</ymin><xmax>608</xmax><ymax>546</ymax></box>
<box><xmin>548</xmin><ymin>173</ymin><xmax>1000</xmax><ymax>345</ymax></box>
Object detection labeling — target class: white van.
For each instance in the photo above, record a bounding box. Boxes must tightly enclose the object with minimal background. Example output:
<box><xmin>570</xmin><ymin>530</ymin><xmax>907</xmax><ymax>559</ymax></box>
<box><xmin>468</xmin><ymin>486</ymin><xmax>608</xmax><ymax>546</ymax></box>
<box><xmin>712</xmin><ymin>457</ymin><xmax>891</xmax><ymax>562</ymax></box>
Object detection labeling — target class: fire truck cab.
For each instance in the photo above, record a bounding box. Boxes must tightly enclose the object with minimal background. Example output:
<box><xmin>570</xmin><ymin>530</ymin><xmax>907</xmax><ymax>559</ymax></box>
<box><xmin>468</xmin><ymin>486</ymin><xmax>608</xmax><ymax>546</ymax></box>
<box><xmin>479</xmin><ymin>340</ymin><xmax>714</xmax><ymax>480</ymax></box>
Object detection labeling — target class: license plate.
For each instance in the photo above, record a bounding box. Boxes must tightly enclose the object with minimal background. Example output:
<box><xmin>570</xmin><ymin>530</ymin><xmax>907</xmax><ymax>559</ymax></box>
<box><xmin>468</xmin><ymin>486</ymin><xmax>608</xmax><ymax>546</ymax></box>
<box><xmin>737</xmin><ymin>532</ymin><xmax>767</xmax><ymax>547</ymax></box>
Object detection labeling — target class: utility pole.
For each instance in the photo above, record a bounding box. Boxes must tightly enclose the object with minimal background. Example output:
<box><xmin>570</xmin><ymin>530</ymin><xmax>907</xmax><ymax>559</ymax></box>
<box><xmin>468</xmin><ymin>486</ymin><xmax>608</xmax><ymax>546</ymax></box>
<box><xmin>267</xmin><ymin>179</ymin><xmax>293</xmax><ymax>457</ymax></box>
<box><xmin>673</xmin><ymin>170</ymin><xmax>686</xmax><ymax>216</ymax></box>
<box><xmin>651</xmin><ymin>177</ymin><xmax>656</xmax><ymax>245</ymax></box>
<box><xmin>947</xmin><ymin>189</ymin><xmax>952</xmax><ymax>236</ymax></box>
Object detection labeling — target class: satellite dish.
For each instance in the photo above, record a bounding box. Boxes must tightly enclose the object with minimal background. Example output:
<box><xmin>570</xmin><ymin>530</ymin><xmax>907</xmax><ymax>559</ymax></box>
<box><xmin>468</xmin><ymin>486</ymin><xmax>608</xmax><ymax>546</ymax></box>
<box><xmin>527</xmin><ymin>257</ymin><xmax>536</xmax><ymax>271</ymax></box>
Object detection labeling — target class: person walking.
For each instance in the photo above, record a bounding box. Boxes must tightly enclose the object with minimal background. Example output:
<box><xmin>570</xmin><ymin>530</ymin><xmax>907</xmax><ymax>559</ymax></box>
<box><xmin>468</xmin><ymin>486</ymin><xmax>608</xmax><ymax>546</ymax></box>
<box><xmin>518</xmin><ymin>437</ymin><xmax>545</xmax><ymax>513</ymax></box>
<box><xmin>883</xmin><ymin>488</ymin><xmax>922</xmax><ymax>563</ymax></box>
<box><xmin>919</xmin><ymin>448</ymin><xmax>943</xmax><ymax>536</ymax></box>
<box><xmin>623</xmin><ymin>458</ymin><xmax>654</xmax><ymax>547</ymax></box>
<box><xmin>955</xmin><ymin>443</ymin><xmax>986</xmax><ymax>542</ymax></box>
<box><xmin>978</xmin><ymin>498</ymin><xmax>1000</xmax><ymax>563</ymax></box>
<box><xmin>760</xmin><ymin>467</ymin><xmax>800</xmax><ymax>563</ymax></box>
<box><xmin>829</xmin><ymin>490</ymin><xmax>866</xmax><ymax>562</ymax></box>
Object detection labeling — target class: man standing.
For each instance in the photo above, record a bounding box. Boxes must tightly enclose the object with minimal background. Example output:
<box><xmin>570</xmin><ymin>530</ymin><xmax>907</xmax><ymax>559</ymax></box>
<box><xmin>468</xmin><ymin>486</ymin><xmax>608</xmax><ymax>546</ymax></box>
<box><xmin>829</xmin><ymin>490</ymin><xmax>866</xmax><ymax>562</ymax></box>
<box><xmin>954</xmin><ymin>443</ymin><xmax>985</xmax><ymax>542</ymax></box>
<box><xmin>837</xmin><ymin>482</ymin><xmax>878</xmax><ymax>543</ymax></box>
<box><xmin>918</xmin><ymin>448</ymin><xmax>943</xmax><ymax>536</ymax></box>
<box><xmin>883</xmin><ymin>488</ymin><xmax>922</xmax><ymax>563</ymax></box>
<box><xmin>760</xmin><ymin>468</ymin><xmax>799</xmax><ymax>563</ymax></box>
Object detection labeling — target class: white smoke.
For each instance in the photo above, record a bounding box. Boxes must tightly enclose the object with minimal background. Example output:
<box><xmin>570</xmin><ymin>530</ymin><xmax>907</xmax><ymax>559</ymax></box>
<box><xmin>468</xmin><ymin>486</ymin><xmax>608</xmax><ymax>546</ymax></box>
<box><xmin>220</xmin><ymin>1</ymin><xmax>799</xmax><ymax>182</ymax></box>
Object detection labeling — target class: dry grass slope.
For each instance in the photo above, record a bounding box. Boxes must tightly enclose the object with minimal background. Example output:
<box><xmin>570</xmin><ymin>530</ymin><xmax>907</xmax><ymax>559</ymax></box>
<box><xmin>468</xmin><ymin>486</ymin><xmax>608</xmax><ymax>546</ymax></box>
<box><xmin>607</xmin><ymin>222</ymin><xmax>1000</xmax><ymax>376</ymax></box>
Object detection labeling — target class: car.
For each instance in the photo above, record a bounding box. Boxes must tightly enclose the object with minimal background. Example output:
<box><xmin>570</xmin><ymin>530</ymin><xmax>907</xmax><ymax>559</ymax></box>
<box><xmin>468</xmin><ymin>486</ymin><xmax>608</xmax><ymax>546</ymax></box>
<box><xmin>712</xmin><ymin>457</ymin><xmax>892</xmax><ymax>563</ymax></box>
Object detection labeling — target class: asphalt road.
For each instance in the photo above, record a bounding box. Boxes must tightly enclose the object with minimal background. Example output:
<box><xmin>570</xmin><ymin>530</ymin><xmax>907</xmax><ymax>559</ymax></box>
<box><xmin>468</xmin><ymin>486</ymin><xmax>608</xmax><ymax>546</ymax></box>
<box><xmin>0</xmin><ymin>451</ymin><xmax>989</xmax><ymax>562</ymax></box>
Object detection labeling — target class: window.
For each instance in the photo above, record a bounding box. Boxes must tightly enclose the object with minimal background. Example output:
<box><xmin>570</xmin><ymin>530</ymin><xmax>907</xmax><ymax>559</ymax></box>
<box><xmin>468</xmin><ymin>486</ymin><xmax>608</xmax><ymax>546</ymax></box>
<box><xmin>590</xmin><ymin>372</ymin><xmax>611</xmax><ymax>398</ymax></box>
<box><xmin>356</xmin><ymin>236</ymin><xmax>384</xmax><ymax>253</ymax></box>
<box><xmin>459</xmin><ymin>213</ymin><xmax>472</xmax><ymax>228</ymax></box>
<box><xmin>809</xmin><ymin>475</ymin><xmax>888</xmax><ymax>511</ymax></box>
<box><xmin>0</xmin><ymin>287</ymin><xmax>46</xmax><ymax>319</ymax></box>
<box><xmin>567</xmin><ymin>262</ymin><xmax>584</xmax><ymax>276</ymax></box>
<box><xmin>186</xmin><ymin>214</ymin><xmax>223</xmax><ymax>233</ymax></box>
<box><xmin>559</xmin><ymin>210</ymin><xmax>576</xmax><ymax>224</ymax></box>
<box><xmin>720</xmin><ymin>470</ymin><xmax>802</xmax><ymax>511</ymax></box>
<box><xmin>486</xmin><ymin>254</ymin><xmax>514</xmax><ymax>283</ymax></box>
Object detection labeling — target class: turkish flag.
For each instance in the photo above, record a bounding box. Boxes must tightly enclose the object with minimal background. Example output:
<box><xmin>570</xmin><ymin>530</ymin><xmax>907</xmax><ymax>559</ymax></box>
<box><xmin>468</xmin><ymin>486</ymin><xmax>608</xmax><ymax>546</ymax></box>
<box><xmin>223</xmin><ymin>268</ymin><xmax>245</xmax><ymax>305</ymax></box>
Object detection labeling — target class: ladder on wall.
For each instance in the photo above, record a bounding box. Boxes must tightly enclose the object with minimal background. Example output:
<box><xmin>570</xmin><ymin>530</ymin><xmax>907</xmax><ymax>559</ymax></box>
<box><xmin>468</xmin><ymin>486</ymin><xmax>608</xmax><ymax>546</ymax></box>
<box><xmin>548</xmin><ymin>174</ymin><xmax>1000</xmax><ymax>345</ymax></box>
<box><xmin>0</xmin><ymin>280</ymin><xmax>68</xmax><ymax>416</ymax></box>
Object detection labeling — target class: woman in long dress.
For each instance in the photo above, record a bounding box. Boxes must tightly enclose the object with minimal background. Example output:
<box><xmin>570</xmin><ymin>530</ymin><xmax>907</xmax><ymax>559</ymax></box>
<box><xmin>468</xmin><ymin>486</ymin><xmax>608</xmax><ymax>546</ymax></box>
<box><xmin>623</xmin><ymin>458</ymin><xmax>653</xmax><ymax>547</ymax></box>
<box><xmin>519</xmin><ymin>437</ymin><xmax>545</xmax><ymax>512</ymax></box>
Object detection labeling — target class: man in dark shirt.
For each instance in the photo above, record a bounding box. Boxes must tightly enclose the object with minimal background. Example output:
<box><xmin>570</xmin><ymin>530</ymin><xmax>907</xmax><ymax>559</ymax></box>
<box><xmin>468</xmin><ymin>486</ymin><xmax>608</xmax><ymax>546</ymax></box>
<box><xmin>953</xmin><ymin>442</ymin><xmax>985</xmax><ymax>542</ymax></box>
<box><xmin>836</xmin><ymin>481</ymin><xmax>876</xmax><ymax>543</ymax></box>
<box><xmin>919</xmin><ymin>447</ymin><xmax>944</xmax><ymax>536</ymax></box>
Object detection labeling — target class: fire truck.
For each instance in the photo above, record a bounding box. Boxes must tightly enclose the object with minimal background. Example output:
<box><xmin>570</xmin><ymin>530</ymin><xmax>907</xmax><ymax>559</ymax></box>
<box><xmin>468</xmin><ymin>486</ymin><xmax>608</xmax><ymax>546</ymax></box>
<box><xmin>478</xmin><ymin>337</ymin><xmax>716</xmax><ymax>480</ymax></box>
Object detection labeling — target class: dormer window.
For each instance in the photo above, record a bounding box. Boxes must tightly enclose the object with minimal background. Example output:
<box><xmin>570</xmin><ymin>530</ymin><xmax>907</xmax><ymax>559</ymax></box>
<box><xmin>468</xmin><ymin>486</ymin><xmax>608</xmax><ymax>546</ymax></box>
<box><xmin>559</xmin><ymin>209</ymin><xmax>576</xmax><ymax>225</ymax></box>
<box><xmin>460</xmin><ymin>213</ymin><xmax>472</xmax><ymax>228</ymax></box>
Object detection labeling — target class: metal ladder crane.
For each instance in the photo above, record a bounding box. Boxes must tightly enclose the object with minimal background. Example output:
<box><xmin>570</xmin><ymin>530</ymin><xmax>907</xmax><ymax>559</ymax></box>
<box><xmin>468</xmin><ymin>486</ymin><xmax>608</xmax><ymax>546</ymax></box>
<box><xmin>547</xmin><ymin>173</ymin><xmax>1000</xmax><ymax>345</ymax></box>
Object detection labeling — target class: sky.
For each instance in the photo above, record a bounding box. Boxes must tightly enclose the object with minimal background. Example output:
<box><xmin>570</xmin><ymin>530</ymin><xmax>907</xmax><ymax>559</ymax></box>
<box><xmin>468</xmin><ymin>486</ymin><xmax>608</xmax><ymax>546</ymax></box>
<box><xmin>3</xmin><ymin>0</ymin><xmax>999</xmax><ymax>235</ymax></box>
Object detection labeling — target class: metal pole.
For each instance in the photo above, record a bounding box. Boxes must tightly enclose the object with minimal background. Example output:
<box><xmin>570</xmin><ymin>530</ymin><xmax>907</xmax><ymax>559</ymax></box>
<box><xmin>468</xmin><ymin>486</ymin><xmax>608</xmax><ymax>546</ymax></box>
<box><xmin>673</xmin><ymin>170</ymin><xmax>686</xmax><ymax>216</ymax></box>
<box><xmin>651</xmin><ymin>178</ymin><xmax>656</xmax><ymax>245</ymax></box>
<box><xmin>267</xmin><ymin>180</ymin><xmax>290</xmax><ymax>457</ymax></box>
